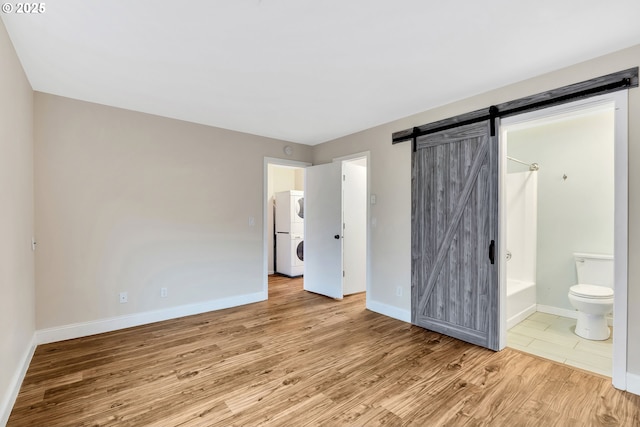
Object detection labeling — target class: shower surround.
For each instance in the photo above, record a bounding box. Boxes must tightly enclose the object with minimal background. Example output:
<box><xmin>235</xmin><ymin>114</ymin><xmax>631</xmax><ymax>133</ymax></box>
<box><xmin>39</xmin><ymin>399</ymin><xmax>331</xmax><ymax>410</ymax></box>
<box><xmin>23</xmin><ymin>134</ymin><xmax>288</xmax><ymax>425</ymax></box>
<box><xmin>506</xmin><ymin>171</ymin><xmax>538</xmax><ymax>329</ymax></box>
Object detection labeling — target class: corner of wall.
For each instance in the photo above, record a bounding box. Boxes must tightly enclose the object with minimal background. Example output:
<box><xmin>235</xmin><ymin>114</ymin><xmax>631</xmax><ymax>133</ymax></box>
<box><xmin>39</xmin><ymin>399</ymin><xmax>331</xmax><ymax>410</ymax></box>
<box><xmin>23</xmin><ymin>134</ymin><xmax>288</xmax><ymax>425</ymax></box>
<box><xmin>0</xmin><ymin>15</ymin><xmax>37</xmax><ymax>425</ymax></box>
<box><xmin>0</xmin><ymin>333</ymin><xmax>37</xmax><ymax>426</ymax></box>
<box><xmin>626</xmin><ymin>372</ymin><xmax>640</xmax><ymax>396</ymax></box>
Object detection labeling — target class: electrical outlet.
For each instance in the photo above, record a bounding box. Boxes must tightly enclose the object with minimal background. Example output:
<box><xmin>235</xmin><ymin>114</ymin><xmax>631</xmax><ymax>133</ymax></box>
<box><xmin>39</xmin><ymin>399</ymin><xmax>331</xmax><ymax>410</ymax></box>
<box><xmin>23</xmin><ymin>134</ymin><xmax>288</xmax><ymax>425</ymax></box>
<box><xmin>119</xmin><ymin>292</ymin><xmax>128</xmax><ymax>303</ymax></box>
<box><xmin>396</xmin><ymin>286</ymin><xmax>403</xmax><ymax>297</ymax></box>
<box><xmin>160</xmin><ymin>287</ymin><xmax>168</xmax><ymax>298</ymax></box>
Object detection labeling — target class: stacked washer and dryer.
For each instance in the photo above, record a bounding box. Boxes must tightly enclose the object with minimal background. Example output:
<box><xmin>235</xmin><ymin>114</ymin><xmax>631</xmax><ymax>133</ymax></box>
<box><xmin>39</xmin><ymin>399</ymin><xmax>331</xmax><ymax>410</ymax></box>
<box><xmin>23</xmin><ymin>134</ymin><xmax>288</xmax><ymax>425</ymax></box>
<box><xmin>275</xmin><ymin>190</ymin><xmax>304</xmax><ymax>277</ymax></box>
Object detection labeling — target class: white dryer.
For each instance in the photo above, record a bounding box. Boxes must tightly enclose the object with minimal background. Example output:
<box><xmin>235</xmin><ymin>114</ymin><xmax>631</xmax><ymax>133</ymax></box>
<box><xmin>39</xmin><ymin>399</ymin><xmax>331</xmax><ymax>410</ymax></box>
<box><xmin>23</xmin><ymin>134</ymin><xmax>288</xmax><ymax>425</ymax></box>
<box><xmin>276</xmin><ymin>190</ymin><xmax>304</xmax><ymax>235</ymax></box>
<box><xmin>275</xmin><ymin>190</ymin><xmax>304</xmax><ymax>277</ymax></box>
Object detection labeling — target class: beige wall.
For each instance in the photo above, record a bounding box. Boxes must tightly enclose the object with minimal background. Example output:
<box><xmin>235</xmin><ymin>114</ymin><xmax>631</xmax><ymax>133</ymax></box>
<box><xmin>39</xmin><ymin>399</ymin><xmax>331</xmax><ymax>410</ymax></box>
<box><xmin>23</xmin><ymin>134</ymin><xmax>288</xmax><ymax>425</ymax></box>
<box><xmin>34</xmin><ymin>93</ymin><xmax>312</xmax><ymax>329</ymax></box>
<box><xmin>313</xmin><ymin>44</ymin><xmax>640</xmax><ymax>374</ymax></box>
<box><xmin>0</xmin><ymin>19</ymin><xmax>35</xmax><ymax>423</ymax></box>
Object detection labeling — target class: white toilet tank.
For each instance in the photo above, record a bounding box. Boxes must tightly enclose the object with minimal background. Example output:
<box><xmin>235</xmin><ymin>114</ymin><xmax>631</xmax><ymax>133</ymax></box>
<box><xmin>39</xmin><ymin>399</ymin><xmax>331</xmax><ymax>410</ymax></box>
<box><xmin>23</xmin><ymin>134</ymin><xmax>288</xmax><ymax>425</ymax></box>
<box><xmin>574</xmin><ymin>252</ymin><xmax>614</xmax><ymax>289</ymax></box>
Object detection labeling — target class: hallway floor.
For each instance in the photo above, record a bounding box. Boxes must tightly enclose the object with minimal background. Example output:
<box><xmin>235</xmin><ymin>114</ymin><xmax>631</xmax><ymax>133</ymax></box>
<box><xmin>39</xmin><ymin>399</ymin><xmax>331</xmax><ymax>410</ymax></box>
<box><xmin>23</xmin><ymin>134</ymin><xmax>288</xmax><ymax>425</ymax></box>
<box><xmin>507</xmin><ymin>312</ymin><xmax>612</xmax><ymax>377</ymax></box>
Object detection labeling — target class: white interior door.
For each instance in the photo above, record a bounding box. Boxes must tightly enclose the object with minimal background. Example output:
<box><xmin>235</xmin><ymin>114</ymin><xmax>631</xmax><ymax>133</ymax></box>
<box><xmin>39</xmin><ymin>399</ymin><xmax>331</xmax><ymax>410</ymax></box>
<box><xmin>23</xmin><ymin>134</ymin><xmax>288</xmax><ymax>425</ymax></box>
<box><xmin>304</xmin><ymin>162</ymin><xmax>343</xmax><ymax>299</ymax></box>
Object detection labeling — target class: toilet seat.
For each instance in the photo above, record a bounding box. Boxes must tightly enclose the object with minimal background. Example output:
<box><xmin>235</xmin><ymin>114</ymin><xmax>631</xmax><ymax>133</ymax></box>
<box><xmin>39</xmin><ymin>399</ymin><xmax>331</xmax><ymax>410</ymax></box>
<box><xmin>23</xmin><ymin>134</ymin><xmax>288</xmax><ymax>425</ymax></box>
<box><xmin>569</xmin><ymin>284</ymin><xmax>614</xmax><ymax>299</ymax></box>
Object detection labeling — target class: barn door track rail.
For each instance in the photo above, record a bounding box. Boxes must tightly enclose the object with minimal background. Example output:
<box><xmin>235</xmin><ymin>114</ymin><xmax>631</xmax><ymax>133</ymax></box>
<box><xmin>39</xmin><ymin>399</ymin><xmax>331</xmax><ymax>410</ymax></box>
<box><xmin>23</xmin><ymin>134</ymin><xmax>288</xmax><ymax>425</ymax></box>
<box><xmin>392</xmin><ymin>67</ymin><xmax>638</xmax><ymax>149</ymax></box>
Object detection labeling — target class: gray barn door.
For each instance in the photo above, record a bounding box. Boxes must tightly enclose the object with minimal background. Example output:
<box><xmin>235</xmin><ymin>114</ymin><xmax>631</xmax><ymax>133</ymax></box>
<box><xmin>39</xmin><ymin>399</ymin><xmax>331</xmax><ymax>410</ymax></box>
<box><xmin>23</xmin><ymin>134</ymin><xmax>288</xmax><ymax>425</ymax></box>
<box><xmin>411</xmin><ymin>120</ymin><xmax>499</xmax><ymax>350</ymax></box>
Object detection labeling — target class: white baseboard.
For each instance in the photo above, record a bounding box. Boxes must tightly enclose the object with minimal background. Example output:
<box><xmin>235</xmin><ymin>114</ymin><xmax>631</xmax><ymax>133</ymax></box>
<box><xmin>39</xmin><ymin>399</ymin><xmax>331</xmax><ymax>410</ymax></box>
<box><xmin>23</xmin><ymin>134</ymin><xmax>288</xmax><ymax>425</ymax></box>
<box><xmin>1</xmin><ymin>333</ymin><xmax>36</xmax><ymax>426</ymax></box>
<box><xmin>536</xmin><ymin>304</ymin><xmax>577</xmax><ymax>319</ymax></box>
<box><xmin>36</xmin><ymin>292</ymin><xmax>266</xmax><ymax>345</ymax></box>
<box><xmin>507</xmin><ymin>305</ymin><xmax>537</xmax><ymax>330</ymax></box>
<box><xmin>537</xmin><ymin>304</ymin><xmax>613</xmax><ymax>326</ymax></box>
<box><xmin>366</xmin><ymin>299</ymin><xmax>411</xmax><ymax>323</ymax></box>
<box><xmin>627</xmin><ymin>373</ymin><xmax>640</xmax><ymax>396</ymax></box>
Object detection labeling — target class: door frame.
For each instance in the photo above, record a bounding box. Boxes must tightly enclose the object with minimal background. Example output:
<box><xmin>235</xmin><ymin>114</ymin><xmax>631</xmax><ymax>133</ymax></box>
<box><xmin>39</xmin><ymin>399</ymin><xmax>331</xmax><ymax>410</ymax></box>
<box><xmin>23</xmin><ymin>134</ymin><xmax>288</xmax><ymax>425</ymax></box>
<box><xmin>498</xmin><ymin>91</ymin><xmax>628</xmax><ymax>389</ymax></box>
<box><xmin>263</xmin><ymin>157</ymin><xmax>311</xmax><ymax>297</ymax></box>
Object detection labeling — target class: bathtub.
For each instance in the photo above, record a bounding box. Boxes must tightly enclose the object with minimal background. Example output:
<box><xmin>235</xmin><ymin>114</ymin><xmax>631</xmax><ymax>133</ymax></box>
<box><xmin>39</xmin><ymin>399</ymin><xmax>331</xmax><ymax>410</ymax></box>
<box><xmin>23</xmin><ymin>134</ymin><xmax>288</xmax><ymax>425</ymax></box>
<box><xmin>506</xmin><ymin>279</ymin><xmax>536</xmax><ymax>329</ymax></box>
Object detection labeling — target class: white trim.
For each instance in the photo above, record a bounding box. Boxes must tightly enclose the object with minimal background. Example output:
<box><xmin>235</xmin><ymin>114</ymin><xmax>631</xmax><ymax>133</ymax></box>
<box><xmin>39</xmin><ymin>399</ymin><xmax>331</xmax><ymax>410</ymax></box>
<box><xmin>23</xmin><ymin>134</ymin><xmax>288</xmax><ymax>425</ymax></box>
<box><xmin>367</xmin><ymin>299</ymin><xmax>411</xmax><ymax>323</ymax></box>
<box><xmin>627</xmin><ymin>373</ymin><xmax>640</xmax><ymax>396</ymax></box>
<box><xmin>536</xmin><ymin>304</ymin><xmax>614</xmax><ymax>326</ymax></box>
<box><xmin>499</xmin><ymin>91</ymin><xmax>628</xmax><ymax>390</ymax></box>
<box><xmin>612</xmin><ymin>90</ymin><xmax>628</xmax><ymax>390</ymax></box>
<box><xmin>498</xmin><ymin>127</ymin><xmax>507</xmax><ymax>349</ymax></box>
<box><xmin>263</xmin><ymin>157</ymin><xmax>311</xmax><ymax>296</ymax></box>
<box><xmin>1</xmin><ymin>334</ymin><xmax>36</xmax><ymax>426</ymax></box>
<box><xmin>36</xmin><ymin>292</ymin><xmax>265</xmax><ymax>345</ymax></box>
<box><xmin>332</xmin><ymin>151</ymin><xmax>370</xmax><ymax>163</ymax></box>
<box><xmin>507</xmin><ymin>305</ymin><xmax>537</xmax><ymax>330</ymax></box>
<box><xmin>536</xmin><ymin>304</ymin><xmax>577</xmax><ymax>319</ymax></box>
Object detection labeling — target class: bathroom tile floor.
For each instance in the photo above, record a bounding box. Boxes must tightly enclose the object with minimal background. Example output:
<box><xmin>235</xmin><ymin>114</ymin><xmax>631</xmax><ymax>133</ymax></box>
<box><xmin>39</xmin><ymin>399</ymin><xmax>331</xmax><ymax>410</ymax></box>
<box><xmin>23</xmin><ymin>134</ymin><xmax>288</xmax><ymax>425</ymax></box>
<box><xmin>507</xmin><ymin>311</ymin><xmax>612</xmax><ymax>377</ymax></box>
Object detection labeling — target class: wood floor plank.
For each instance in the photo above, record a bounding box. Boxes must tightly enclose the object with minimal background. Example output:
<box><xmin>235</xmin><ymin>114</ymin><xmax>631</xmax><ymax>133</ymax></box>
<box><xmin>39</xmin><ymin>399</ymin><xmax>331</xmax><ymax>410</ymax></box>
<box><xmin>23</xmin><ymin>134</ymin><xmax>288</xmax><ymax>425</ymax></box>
<box><xmin>468</xmin><ymin>352</ymin><xmax>564</xmax><ymax>426</ymax></box>
<box><xmin>8</xmin><ymin>275</ymin><xmax>640</xmax><ymax>426</ymax></box>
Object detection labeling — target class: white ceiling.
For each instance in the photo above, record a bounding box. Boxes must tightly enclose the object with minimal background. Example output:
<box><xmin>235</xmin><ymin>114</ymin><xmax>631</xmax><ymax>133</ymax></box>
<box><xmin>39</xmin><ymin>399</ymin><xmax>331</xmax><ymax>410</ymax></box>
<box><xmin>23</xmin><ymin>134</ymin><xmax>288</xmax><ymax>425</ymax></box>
<box><xmin>3</xmin><ymin>1</ymin><xmax>640</xmax><ymax>145</ymax></box>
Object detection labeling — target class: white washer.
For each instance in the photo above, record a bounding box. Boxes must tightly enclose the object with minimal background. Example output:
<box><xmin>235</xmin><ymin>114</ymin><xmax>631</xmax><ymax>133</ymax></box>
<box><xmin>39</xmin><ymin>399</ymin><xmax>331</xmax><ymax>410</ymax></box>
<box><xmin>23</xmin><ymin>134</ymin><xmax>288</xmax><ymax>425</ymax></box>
<box><xmin>276</xmin><ymin>233</ymin><xmax>304</xmax><ymax>277</ymax></box>
<box><xmin>292</xmin><ymin>233</ymin><xmax>304</xmax><ymax>269</ymax></box>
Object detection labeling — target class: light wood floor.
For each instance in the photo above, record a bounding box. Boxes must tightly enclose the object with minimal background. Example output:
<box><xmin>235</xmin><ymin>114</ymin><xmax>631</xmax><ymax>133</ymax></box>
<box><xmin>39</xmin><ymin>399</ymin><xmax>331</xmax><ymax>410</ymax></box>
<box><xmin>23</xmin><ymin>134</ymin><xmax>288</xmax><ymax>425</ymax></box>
<box><xmin>508</xmin><ymin>312</ymin><xmax>613</xmax><ymax>377</ymax></box>
<box><xmin>9</xmin><ymin>276</ymin><xmax>640</xmax><ymax>426</ymax></box>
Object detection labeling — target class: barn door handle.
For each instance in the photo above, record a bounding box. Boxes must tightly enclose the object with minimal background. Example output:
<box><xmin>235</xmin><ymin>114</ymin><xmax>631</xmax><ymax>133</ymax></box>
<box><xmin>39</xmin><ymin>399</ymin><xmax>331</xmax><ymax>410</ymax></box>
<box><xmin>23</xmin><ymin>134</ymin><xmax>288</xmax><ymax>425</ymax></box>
<box><xmin>334</xmin><ymin>234</ymin><xmax>340</xmax><ymax>240</ymax></box>
<box><xmin>489</xmin><ymin>240</ymin><xmax>495</xmax><ymax>264</ymax></box>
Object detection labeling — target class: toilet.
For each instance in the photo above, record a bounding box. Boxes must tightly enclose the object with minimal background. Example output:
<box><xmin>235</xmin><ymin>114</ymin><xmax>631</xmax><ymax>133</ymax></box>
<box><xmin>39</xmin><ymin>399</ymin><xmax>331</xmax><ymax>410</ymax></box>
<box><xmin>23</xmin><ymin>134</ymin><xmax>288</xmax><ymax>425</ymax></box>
<box><xmin>568</xmin><ymin>253</ymin><xmax>614</xmax><ymax>340</ymax></box>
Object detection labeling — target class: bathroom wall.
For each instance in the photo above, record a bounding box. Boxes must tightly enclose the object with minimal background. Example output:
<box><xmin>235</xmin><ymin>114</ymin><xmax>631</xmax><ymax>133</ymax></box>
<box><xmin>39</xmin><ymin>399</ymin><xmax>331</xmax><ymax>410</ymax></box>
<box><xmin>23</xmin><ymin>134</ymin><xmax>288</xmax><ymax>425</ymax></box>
<box><xmin>506</xmin><ymin>108</ymin><xmax>614</xmax><ymax>312</ymax></box>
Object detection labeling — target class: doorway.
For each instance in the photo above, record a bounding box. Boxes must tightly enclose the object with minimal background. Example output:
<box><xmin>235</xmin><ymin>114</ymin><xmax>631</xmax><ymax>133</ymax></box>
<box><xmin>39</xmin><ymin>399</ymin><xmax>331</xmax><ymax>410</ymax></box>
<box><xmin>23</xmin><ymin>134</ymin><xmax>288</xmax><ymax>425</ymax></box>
<box><xmin>267</xmin><ymin>163</ymin><xmax>306</xmax><ymax>277</ymax></box>
<box><xmin>499</xmin><ymin>91</ymin><xmax>628</xmax><ymax>388</ymax></box>
<box><xmin>263</xmin><ymin>157</ymin><xmax>310</xmax><ymax>296</ymax></box>
<box><xmin>263</xmin><ymin>154</ymin><xmax>370</xmax><ymax>305</ymax></box>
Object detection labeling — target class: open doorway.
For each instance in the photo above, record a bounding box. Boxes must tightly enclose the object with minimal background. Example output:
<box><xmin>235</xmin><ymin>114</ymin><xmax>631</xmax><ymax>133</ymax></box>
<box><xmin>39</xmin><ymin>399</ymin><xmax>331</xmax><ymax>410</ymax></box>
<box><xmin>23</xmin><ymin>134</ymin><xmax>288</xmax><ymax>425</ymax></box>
<box><xmin>499</xmin><ymin>91</ymin><xmax>628</xmax><ymax>387</ymax></box>
<box><xmin>268</xmin><ymin>164</ymin><xmax>305</xmax><ymax>277</ymax></box>
<box><xmin>263</xmin><ymin>154</ymin><xmax>370</xmax><ymax>304</ymax></box>
<box><xmin>263</xmin><ymin>158</ymin><xmax>310</xmax><ymax>296</ymax></box>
